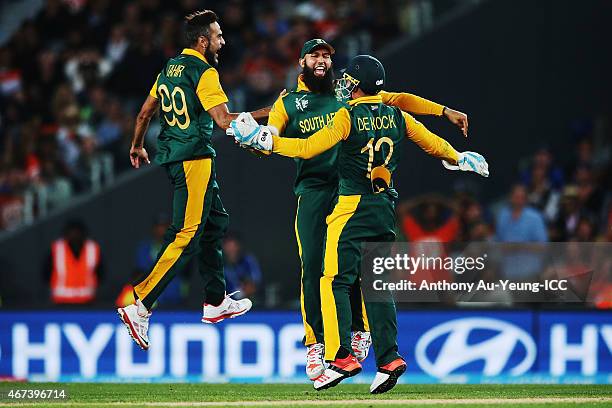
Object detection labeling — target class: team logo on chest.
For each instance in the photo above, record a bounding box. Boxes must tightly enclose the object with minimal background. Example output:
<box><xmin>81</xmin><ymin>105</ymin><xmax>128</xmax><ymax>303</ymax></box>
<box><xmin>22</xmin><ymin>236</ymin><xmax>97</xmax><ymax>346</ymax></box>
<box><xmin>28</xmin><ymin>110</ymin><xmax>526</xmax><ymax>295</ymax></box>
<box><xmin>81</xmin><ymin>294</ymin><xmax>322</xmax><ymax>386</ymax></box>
<box><xmin>295</xmin><ymin>95</ymin><xmax>309</xmax><ymax>112</ymax></box>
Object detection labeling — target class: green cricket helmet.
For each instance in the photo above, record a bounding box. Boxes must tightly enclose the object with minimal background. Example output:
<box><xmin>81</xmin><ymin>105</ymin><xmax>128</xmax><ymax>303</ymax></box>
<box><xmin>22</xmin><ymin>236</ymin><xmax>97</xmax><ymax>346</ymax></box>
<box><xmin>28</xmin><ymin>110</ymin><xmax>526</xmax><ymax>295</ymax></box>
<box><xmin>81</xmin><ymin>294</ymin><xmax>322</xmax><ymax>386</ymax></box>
<box><xmin>335</xmin><ymin>55</ymin><xmax>385</xmax><ymax>102</ymax></box>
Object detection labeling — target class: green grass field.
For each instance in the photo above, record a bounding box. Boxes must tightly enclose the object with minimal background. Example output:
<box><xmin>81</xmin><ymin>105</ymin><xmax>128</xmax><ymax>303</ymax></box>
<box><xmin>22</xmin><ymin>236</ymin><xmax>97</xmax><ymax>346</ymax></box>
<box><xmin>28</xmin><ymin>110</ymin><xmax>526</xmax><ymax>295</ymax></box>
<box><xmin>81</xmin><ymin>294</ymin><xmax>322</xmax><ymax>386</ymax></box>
<box><xmin>0</xmin><ymin>384</ymin><xmax>611</xmax><ymax>408</ymax></box>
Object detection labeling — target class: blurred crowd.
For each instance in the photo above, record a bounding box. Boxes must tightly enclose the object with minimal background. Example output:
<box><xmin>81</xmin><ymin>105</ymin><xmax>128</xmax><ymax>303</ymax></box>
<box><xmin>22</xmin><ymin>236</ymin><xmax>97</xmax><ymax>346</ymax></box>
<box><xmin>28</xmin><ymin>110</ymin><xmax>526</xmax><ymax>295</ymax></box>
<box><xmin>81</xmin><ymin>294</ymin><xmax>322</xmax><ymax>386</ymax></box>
<box><xmin>396</xmin><ymin>128</ymin><xmax>612</xmax><ymax>307</ymax></box>
<box><xmin>397</xmin><ymin>131</ymin><xmax>612</xmax><ymax>245</ymax></box>
<box><xmin>0</xmin><ymin>0</ymin><xmax>462</xmax><ymax>231</ymax></box>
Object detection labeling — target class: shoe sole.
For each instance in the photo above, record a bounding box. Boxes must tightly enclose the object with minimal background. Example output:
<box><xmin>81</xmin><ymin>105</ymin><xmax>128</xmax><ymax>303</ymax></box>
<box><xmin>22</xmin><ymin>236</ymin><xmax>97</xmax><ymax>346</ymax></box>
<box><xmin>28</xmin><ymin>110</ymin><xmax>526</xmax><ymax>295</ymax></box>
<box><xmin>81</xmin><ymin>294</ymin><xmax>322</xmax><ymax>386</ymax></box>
<box><xmin>370</xmin><ymin>364</ymin><xmax>406</xmax><ymax>394</ymax></box>
<box><xmin>315</xmin><ymin>366</ymin><xmax>362</xmax><ymax>391</ymax></box>
<box><xmin>117</xmin><ymin>308</ymin><xmax>149</xmax><ymax>350</ymax></box>
<box><xmin>201</xmin><ymin>306</ymin><xmax>251</xmax><ymax>324</ymax></box>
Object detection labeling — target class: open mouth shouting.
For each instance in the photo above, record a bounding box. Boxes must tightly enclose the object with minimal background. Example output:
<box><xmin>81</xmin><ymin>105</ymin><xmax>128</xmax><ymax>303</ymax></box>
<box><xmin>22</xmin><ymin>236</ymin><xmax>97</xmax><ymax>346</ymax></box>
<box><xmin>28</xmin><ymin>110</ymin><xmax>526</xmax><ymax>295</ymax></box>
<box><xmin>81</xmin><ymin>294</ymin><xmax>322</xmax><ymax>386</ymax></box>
<box><xmin>314</xmin><ymin>64</ymin><xmax>327</xmax><ymax>76</ymax></box>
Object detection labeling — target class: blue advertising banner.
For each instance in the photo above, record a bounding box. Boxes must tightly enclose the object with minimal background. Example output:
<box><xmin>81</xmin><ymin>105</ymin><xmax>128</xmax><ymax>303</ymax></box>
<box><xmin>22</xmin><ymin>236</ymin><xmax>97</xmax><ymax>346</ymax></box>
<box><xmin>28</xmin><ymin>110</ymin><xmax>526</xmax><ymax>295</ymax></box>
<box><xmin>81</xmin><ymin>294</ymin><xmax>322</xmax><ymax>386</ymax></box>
<box><xmin>0</xmin><ymin>310</ymin><xmax>610</xmax><ymax>383</ymax></box>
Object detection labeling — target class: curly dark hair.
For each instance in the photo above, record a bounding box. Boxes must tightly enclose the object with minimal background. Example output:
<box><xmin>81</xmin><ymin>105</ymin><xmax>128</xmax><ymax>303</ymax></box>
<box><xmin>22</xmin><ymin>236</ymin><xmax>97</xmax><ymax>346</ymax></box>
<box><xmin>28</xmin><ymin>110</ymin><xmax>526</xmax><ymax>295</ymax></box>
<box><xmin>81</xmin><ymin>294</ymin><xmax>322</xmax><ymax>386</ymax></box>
<box><xmin>184</xmin><ymin>10</ymin><xmax>218</xmax><ymax>46</ymax></box>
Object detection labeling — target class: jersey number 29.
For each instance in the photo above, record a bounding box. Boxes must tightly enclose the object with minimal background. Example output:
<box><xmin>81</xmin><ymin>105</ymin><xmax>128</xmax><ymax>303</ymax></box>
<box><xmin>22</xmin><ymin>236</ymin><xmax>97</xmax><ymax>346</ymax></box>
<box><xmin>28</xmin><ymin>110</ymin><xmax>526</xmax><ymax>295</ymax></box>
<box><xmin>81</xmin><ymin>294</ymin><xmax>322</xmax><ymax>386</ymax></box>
<box><xmin>158</xmin><ymin>84</ymin><xmax>191</xmax><ymax>130</ymax></box>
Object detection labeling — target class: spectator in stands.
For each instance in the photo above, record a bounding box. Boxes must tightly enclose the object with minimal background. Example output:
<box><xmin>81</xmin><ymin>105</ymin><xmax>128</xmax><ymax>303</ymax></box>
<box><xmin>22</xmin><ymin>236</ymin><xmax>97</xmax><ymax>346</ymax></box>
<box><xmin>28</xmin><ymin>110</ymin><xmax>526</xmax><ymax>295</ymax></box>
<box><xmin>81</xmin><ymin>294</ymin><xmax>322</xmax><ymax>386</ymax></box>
<box><xmin>574</xmin><ymin>164</ymin><xmax>606</xmax><ymax>220</ymax></box>
<box><xmin>572</xmin><ymin>216</ymin><xmax>598</xmax><ymax>242</ymax></box>
<box><xmin>55</xmin><ymin>104</ymin><xmax>93</xmax><ymax>181</ymax></box>
<box><xmin>598</xmin><ymin>208</ymin><xmax>612</xmax><ymax>242</ymax></box>
<box><xmin>551</xmin><ymin>185</ymin><xmax>582</xmax><ymax>241</ymax></box>
<box><xmin>520</xmin><ymin>146</ymin><xmax>564</xmax><ymax>190</ymax></box>
<box><xmin>223</xmin><ymin>231</ymin><xmax>262</xmax><ymax>300</ymax></box>
<box><xmin>398</xmin><ymin>194</ymin><xmax>459</xmax><ymax>243</ymax></box>
<box><xmin>106</xmin><ymin>25</ymin><xmax>130</xmax><ymax>66</ymax></box>
<box><xmin>496</xmin><ymin>184</ymin><xmax>547</xmax><ymax>242</ymax></box>
<box><xmin>64</xmin><ymin>49</ymin><xmax>113</xmax><ymax>95</ymax></box>
<box><xmin>497</xmin><ymin>184</ymin><xmax>547</xmax><ymax>281</ymax></box>
<box><xmin>525</xmin><ymin>161</ymin><xmax>561</xmax><ymax>223</ymax></box>
<box><xmin>456</xmin><ymin>195</ymin><xmax>488</xmax><ymax>242</ymax></box>
<box><xmin>397</xmin><ymin>195</ymin><xmax>458</xmax><ymax>286</ymax></box>
<box><xmin>44</xmin><ymin>220</ymin><xmax>103</xmax><ymax>304</ymax></box>
<box><xmin>38</xmin><ymin>158</ymin><xmax>72</xmax><ymax>211</ymax></box>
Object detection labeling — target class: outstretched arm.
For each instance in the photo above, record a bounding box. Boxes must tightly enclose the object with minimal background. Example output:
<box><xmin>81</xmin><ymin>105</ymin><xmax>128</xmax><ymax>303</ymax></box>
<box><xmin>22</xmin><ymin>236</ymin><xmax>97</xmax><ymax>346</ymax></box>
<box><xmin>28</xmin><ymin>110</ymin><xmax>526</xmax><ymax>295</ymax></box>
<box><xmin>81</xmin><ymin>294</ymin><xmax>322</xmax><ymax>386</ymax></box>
<box><xmin>402</xmin><ymin>112</ymin><xmax>489</xmax><ymax>177</ymax></box>
<box><xmin>272</xmin><ymin>107</ymin><xmax>351</xmax><ymax>159</ymax></box>
<box><xmin>208</xmin><ymin>103</ymin><xmax>271</xmax><ymax>130</ymax></box>
<box><xmin>402</xmin><ymin>111</ymin><xmax>459</xmax><ymax>163</ymax></box>
<box><xmin>380</xmin><ymin>90</ymin><xmax>468</xmax><ymax>136</ymax></box>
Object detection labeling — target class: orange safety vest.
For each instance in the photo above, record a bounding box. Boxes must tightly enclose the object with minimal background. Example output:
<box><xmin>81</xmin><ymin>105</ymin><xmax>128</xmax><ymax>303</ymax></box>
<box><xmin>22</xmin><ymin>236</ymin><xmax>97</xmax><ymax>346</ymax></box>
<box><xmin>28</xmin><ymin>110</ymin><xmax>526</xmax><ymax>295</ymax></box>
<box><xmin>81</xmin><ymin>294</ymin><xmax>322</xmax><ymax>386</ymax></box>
<box><xmin>50</xmin><ymin>239</ymin><xmax>100</xmax><ymax>303</ymax></box>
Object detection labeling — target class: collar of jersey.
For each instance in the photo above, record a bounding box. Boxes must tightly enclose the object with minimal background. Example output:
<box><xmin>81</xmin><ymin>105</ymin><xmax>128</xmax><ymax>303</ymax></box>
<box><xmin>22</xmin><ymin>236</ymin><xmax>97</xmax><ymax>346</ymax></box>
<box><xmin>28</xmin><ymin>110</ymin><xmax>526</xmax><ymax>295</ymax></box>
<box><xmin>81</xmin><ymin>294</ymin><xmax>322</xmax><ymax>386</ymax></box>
<box><xmin>348</xmin><ymin>95</ymin><xmax>382</xmax><ymax>106</ymax></box>
<box><xmin>181</xmin><ymin>48</ymin><xmax>209</xmax><ymax>64</ymax></box>
<box><xmin>296</xmin><ymin>75</ymin><xmax>311</xmax><ymax>92</ymax></box>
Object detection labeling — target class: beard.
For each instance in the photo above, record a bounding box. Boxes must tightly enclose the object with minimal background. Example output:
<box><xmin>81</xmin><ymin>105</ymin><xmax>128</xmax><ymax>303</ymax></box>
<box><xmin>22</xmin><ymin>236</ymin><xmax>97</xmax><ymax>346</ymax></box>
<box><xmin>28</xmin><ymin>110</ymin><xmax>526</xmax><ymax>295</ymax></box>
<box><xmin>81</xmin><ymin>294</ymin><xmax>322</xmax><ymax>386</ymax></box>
<box><xmin>205</xmin><ymin>45</ymin><xmax>218</xmax><ymax>67</ymax></box>
<box><xmin>302</xmin><ymin>64</ymin><xmax>335</xmax><ymax>95</ymax></box>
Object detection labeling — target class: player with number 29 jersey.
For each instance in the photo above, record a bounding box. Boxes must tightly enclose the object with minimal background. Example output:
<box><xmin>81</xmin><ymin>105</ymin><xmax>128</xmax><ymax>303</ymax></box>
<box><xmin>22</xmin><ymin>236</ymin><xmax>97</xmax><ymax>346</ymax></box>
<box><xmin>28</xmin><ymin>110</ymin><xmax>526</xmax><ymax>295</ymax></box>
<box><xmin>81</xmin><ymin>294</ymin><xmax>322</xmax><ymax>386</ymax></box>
<box><xmin>150</xmin><ymin>48</ymin><xmax>227</xmax><ymax>164</ymax></box>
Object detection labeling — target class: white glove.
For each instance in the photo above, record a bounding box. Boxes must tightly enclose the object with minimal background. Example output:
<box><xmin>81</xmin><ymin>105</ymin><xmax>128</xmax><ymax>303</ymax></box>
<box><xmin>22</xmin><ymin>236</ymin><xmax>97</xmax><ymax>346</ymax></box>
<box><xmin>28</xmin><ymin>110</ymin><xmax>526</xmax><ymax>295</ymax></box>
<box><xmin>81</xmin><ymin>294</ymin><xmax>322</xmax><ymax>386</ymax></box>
<box><xmin>226</xmin><ymin>112</ymin><xmax>258</xmax><ymax>141</ymax></box>
<box><xmin>247</xmin><ymin>125</ymin><xmax>274</xmax><ymax>152</ymax></box>
<box><xmin>442</xmin><ymin>151</ymin><xmax>489</xmax><ymax>177</ymax></box>
<box><xmin>237</xmin><ymin>112</ymin><xmax>258</xmax><ymax>128</ymax></box>
<box><xmin>226</xmin><ymin>116</ymin><xmax>274</xmax><ymax>152</ymax></box>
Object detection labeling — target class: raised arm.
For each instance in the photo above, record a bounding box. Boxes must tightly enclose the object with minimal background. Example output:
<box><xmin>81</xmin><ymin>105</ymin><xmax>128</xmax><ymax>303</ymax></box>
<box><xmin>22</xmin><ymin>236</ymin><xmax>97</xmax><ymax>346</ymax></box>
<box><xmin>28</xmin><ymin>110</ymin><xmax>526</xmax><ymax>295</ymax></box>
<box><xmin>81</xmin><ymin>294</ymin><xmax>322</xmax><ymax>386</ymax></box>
<box><xmin>379</xmin><ymin>90</ymin><xmax>444</xmax><ymax>116</ymax></box>
<box><xmin>272</xmin><ymin>107</ymin><xmax>351</xmax><ymax>159</ymax></box>
<box><xmin>381</xmin><ymin>90</ymin><xmax>468</xmax><ymax>136</ymax></box>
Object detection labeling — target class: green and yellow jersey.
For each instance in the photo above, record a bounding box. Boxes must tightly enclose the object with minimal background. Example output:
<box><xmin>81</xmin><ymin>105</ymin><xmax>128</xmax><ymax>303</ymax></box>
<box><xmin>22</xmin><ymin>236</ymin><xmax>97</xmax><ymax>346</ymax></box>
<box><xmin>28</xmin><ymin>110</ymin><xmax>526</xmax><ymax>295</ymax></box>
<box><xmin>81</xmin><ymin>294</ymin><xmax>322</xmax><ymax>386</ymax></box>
<box><xmin>268</xmin><ymin>76</ymin><xmax>447</xmax><ymax>195</ymax></box>
<box><xmin>272</xmin><ymin>94</ymin><xmax>458</xmax><ymax>196</ymax></box>
<box><xmin>268</xmin><ymin>76</ymin><xmax>345</xmax><ymax>195</ymax></box>
<box><xmin>149</xmin><ymin>48</ymin><xmax>228</xmax><ymax>165</ymax></box>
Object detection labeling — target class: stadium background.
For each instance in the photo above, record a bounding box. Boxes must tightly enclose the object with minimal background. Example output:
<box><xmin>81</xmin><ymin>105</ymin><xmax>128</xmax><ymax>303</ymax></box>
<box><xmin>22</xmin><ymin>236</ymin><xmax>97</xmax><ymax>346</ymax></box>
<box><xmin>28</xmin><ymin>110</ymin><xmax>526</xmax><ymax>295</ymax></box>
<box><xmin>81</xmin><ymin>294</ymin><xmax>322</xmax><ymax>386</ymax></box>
<box><xmin>0</xmin><ymin>0</ymin><xmax>611</xmax><ymax>384</ymax></box>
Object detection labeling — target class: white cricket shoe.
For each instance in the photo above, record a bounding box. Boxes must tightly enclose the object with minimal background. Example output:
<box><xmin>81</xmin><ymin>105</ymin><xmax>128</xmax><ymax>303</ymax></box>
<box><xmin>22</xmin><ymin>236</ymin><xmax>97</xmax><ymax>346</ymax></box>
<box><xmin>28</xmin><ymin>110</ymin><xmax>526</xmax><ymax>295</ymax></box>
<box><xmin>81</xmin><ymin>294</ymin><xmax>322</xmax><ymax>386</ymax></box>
<box><xmin>202</xmin><ymin>291</ymin><xmax>252</xmax><ymax>323</ymax></box>
<box><xmin>351</xmin><ymin>331</ymin><xmax>372</xmax><ymax>362</ymax></box>
<box><xmin>306</xmin><ymin>343</ymin><xmax>326</xmax><ymax>380</ymax></box>
<box><xmin>117</xmin><ymin>299</ymin><xmax>151</xmax><ymax>350</ymax></box>
<box><xmin>370</xmin><ymin>358</ymin><xmax>407</xmax><ymax>394</ymax></box>
<box><xmin>314</xmin><ymin>354</ymin><xmax>362</xmax><ymax>391</ymax></box>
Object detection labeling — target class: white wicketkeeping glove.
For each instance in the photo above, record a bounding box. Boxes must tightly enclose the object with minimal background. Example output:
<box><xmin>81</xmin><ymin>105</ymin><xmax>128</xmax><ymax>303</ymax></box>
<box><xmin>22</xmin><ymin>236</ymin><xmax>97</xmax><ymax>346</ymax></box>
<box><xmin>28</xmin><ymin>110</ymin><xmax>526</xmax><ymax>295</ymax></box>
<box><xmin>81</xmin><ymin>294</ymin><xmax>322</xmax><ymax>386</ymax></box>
<box><xmin>226</xmin><ymin>112</ymin><xmax>258</xmax><ymax>141</ymax></box>
<box><xmin>226</xmin><ymin>114</ymin><xmax>275</xmax><ymax>152</ymax></box>
<box><xmin>442</xmin><ymin>151</ymin><xmax>489</xmax><ymax>177</ymax></box>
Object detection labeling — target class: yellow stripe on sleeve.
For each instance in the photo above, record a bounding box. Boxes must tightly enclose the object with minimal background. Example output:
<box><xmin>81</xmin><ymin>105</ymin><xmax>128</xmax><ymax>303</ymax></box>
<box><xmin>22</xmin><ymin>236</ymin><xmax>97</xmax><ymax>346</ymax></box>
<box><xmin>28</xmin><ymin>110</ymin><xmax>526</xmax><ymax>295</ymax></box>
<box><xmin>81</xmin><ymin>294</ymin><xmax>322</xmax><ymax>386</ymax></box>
<box><xmin>321</xmin><ymin>194</ymin><xmax>361</xmax><ymax>361</ymax></box>
<box><xmin>272</xmin><ymin>107</ymin><xmax>351</xmax><ymax>159</ymax></box>
<box><xmin>148</xmin><ymin>74</ymin><xmax>160</xmax><ymax>99</ymax></box>
<box><xmin>402</xmin><ymin>111</ymin><xmax>459</xmax><ymax>164</ymax></box>
<box><xmin>197</xmin><ymin>68</ymin><xmax>229</xmax><ymax>111</ymax></box>
<box><xmin>379</xmin><ymin>90</ymin><xmax>445</xmax><ymax>116</ymax></box>
<box><xmin>268</xmin><ymin>95</ymin><xmax>289</xmax><ymax>134</ymax></box>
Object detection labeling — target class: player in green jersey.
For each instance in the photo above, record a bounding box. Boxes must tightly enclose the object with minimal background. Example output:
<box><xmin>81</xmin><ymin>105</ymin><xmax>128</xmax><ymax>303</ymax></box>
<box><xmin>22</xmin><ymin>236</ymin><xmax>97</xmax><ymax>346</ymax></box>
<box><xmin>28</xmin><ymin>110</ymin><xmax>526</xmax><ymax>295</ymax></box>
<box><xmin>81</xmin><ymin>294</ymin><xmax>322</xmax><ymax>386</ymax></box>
<box><xmin>265</xmin><ymin>39</ymin><xmax>469</xmax><ymax>380</ymax></box>
<box><xmin>231</xmin><ymin>55</ymin><xmax>488</xmax><ymax>393</ymax></box>
<box><xmin>118</xmin><ymin>10</ymin><xmax>270</xmax><ymax>351</ymax></box>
